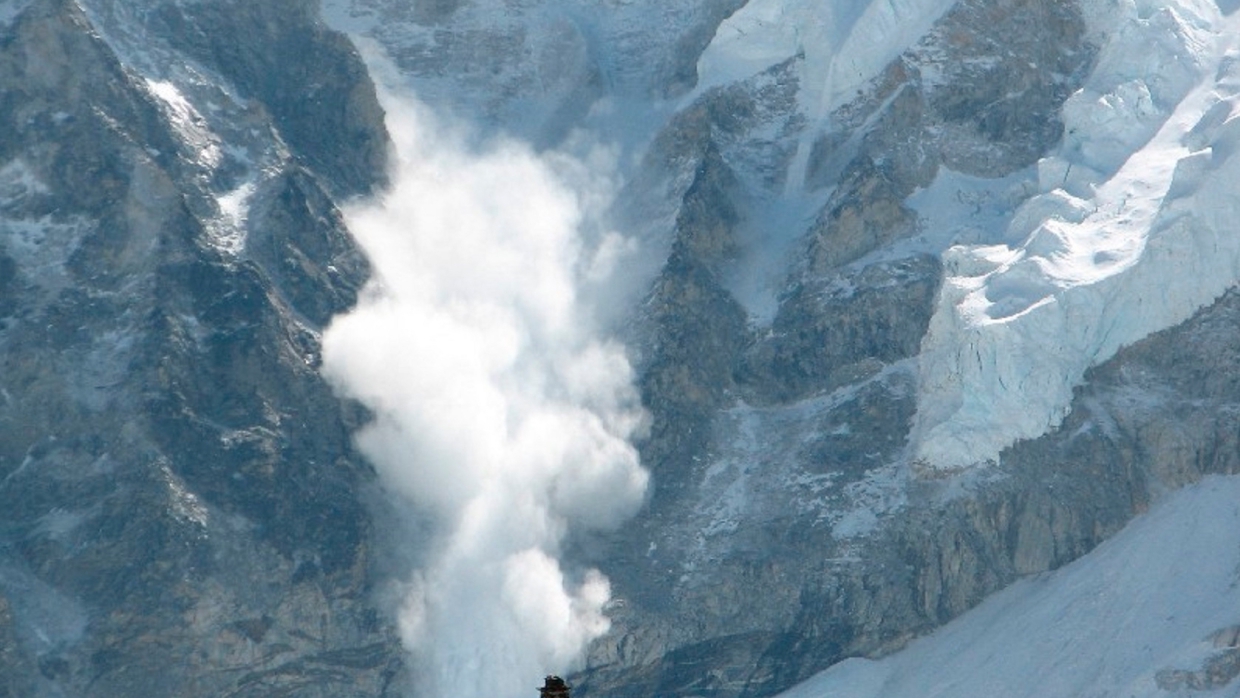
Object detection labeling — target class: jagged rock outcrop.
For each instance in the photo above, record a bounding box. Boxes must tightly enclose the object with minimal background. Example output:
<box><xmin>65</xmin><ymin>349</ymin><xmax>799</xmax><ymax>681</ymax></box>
<box><xmin>804</xmin><ymin>0</ymin><xmax>1090</xmax><ymax>269</ymax></box>
<box><xmin>588</xmin><ymin>280</ymin><xmax>1240</xmax><ymax>698</ymax></box>
<box><xmin>138</xmin><ymin>0</ymin><xmax>389</xmax><ymax>198</ymax></box>
<box><xmin>0</xmin><ymin>0</ymin><xmax>405</xmax><ymax>694</ymax></box>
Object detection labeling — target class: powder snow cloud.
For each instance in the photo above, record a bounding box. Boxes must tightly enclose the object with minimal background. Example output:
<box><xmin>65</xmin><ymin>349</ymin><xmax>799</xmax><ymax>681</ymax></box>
<box><xmin>321</xmin><ymin>89</ymin><xmax>648</xmax><ymax>698</ymax></box>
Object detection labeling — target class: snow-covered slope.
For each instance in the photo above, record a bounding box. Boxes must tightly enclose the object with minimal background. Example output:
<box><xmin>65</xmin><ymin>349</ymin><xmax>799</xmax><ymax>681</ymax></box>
<box><xmin>915</xmin><ymin>0</ymin><xmax>1240</xmax><ymax>470</ymax></box>
<box><xmin>779</xmin><ymin>475</ymin><xmax>1240</xmax><ymax>698</ymax></box>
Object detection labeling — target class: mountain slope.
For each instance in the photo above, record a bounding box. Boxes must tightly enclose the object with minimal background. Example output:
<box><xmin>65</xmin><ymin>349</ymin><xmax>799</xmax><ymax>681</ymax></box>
<box><xmin>5</xmin><ymin>0</ymin><xmax>1240</xmax><ymax>696</ymax></box>
<box><xmin>0</xmin><ymin>0</ymin><xmax>406</xmax><ymax>695</ymax></box>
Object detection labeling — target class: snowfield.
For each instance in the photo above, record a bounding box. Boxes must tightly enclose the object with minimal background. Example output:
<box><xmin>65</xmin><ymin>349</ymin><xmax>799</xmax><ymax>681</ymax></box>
<box><xmin>779</xmin><ymin>475</ymin><xmax>1240</xmax><ymax>698</ymax></box>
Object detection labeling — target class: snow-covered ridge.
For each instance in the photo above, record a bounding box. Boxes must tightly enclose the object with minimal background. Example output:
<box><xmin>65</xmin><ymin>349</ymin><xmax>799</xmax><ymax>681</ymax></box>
<box><xmin>914</xmin><ymin>0</ymin><xmax>1240</xmax><ymax>471</ymax></box>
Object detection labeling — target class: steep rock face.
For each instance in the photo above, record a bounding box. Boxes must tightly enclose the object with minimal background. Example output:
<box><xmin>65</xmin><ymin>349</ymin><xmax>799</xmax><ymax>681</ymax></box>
<box><xmin>0</xmin><ymin>0</ymin><xmax>404</xmax><ymax>694</ymax></box>
<box><xmin>138</xmin><ymin>0</ymin><xmax>389</xmax><ymax>198</ymax></box>
<box><xmin>637</xmin><ymin>144</ymin><xmax>749</xmax><ymax>509</ymax></box>
<box><xmin>78</xmin><ymin>0</ymin><xmax>389</xmax><ymax>199</ymax></box>
<box><xmin>738</xmin><ymin>255</ymin><xmax>941</xmax><ymax>403</ymax></box>
<box><xmin>578</xmin><ymin>2</ymin><xmax>1240</xmax><ymax>696</ymax></box>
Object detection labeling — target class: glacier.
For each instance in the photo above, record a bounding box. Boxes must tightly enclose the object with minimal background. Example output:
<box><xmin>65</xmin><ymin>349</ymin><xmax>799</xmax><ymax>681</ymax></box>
<box><xmin>913</xmin><ymin>0</ymin><xmax>1240</xmax><ymax>470</ymax></box>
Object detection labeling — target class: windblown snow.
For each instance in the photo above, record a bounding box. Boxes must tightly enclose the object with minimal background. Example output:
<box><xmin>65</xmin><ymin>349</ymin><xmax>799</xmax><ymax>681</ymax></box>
<box><xmin>780</xmin><ymin>475</ymin><xmax>1240</xmax><ymax>698</ymax></box>
<box><xmin>913</xmin><ymin>0</ymin><xmax>1240</xmax><ymax>470</ymax></box>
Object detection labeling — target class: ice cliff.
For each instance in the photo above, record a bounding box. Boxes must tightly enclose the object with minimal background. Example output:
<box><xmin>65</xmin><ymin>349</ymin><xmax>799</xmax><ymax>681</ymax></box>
<box><xmin>915</xmin><ymin>0</ymin><xmax>1240</xmax><ymax>470</ymax></box>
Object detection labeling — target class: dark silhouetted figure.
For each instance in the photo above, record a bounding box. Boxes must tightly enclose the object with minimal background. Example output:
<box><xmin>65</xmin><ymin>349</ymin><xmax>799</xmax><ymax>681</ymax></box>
<box><xmin>540</xmin><ymin>676</ymin><xmax>571</xmax><ymax>698</ymax></box>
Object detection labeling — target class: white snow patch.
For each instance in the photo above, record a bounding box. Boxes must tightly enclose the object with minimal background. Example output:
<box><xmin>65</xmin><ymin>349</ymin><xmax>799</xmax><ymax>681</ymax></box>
<box><xmin>696</xmin><ymin>0</ymin><xmax>952</xmax><ymax>110</ymax></box>
<box><xmin>208</xmin><ymin>180</ymin><xmax>255</xmax><ymax>255</ymax></box>
<box><xmin>779</xmin><ymin>475</ymin><xmax>1240</xmax><ymax>698</ymax></box>
<box><xmin>145</xmin><ymin>79</ymin><xmax>223</xmax><ymax>170</ymax></box>
<box><xmin>159</xmin><ymin>460</ymin><xmax>209</xmax><ymax>527</ymax></box>
<box><xmin>1058</xmin><ymin>2</ymin><xmax>1218</xmax><ymax>189</ymax></box>
<box><xmin>914</xmin><ymin>3</ymin><xmax>1240</xmax><ymax>471</ymax></box>
<box><xmin>908</xmin><ymin>167</ymin><xmax>1037</xmax><ymax>250</ymax></box>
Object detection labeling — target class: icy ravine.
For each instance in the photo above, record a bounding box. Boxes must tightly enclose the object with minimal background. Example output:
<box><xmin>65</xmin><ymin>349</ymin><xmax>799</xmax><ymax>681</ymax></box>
<box><xmin>914</xmin><ymin>0</ymin><xmax>1240</xmax><ymax>471</ymax></box>
<box><xmin>779</xmin><ymin>475</ymin><xmax>1240</xmax><ymax>698</ymax></box>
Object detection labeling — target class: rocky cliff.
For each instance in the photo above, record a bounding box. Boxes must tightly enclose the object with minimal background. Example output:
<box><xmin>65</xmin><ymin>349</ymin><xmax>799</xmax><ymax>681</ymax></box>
<box><xmin>0</xmin><ymin>0</ymin><xmax>404</xmax><ymax>695</ymax></box>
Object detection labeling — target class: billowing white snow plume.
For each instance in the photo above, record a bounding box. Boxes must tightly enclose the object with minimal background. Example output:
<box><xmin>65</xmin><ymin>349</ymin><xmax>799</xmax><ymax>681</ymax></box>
<box><xmin>914</xmin><ymin>0</ymin><xmax>1240</xmax><ymax>471</ymax></box>
<box><xmin>321</xmin><ymin>93</ymin><xmax>648</xmax><ymax>698</ymax></box>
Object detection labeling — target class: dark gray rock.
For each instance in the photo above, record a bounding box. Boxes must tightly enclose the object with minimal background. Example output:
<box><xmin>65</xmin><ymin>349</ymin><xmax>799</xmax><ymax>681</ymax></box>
<box><xmin>637</xmin><ymin>145</ymin><xmax>750</xmax><ymax>509</ymax></box>
<box><xmin>246</xmin><ymin>168</ymin><xmax>371</xmax><ymax>328</ymax></box>
<box><xmin>738</xmin><ymin>255</ymin><xmax>942</xmax><ymax>403</ymax></box>
<box><xmin>590</xmin><ymin>287</ymin><xmax>1240</xmax><ymax>698</ymax></box>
